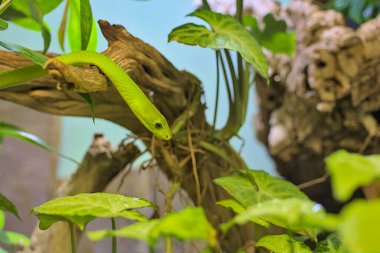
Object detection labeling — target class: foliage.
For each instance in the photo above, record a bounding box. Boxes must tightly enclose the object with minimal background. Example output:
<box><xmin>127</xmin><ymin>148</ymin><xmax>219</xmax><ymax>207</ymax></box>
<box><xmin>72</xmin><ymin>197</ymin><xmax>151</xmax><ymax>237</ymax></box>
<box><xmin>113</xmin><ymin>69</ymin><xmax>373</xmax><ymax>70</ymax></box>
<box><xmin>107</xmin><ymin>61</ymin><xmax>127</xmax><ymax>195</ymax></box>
<box><xmin>0</xmin><ymin>193</ymin><xmax>20</xmax><ymax>219</ymax></box>
<box><xmin>169</xmin><ymin>9</ymin><xmax>268</xmax><ymax>80</ymax></box>
<box><xmin>326</xmin><ymin>150</ymin><xmax>380</xmax><ymax>201</ymax></box>
<box><xmin>0</xmin><ymin>202</ymin><xmax>30</xmax><ymax>252</ymax></box>
<box><xmin>1</xmin><ymin>0</ymin><xmax>380</xmax><ymax>253</ymax></box>
<box><xmin>0</xmin><ymin>121</ymin><xmax>78</xmax><ymax>164</ymax></box>
<box><xmin>328</xmin><ymin>0</ymin><xmax>380</xmax><ymax>25</ymax></box>
<box><xmin>243</xmin><ymin>14</ymin><xmax>296</xmax><ymax>56</ymax></box>
<box><xmin>88</xmin><ymin>207</ymin><xmax>217</xmax><ymax>249</ymax></box>
<box><xmin>338</xmin><ymin>199</ymin><xmax>380</xmax><ymax>253</ymax></box>
<box><xmin>32</xmin><ymin>193</ymin><xmax>153</xmax><ymax>229</ymax></box>
<box><xmin>2</xmin><ymin>0</ymin><xmax>97</xmax><ymax>52</ymax></box>
<box><xmin>256</xmin><ymin>234</ymin><xmax>312</xmax><ymax>253</ymax></box>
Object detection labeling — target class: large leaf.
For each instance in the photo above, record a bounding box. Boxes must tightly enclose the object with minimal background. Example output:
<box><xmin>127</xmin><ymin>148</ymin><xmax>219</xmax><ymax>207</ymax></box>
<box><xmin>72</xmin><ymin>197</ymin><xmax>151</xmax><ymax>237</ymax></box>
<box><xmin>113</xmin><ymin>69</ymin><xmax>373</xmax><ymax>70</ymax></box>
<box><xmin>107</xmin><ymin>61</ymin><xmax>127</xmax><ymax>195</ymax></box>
<box><xmin>0</xmin><ymin>41</ymin><xmax>48</xmax><ymax>66</ymax></box>
<box><xmin>222</xmin><ymin>198</ymin><xmax>338</xmax><ymax>239</ymax></box>
<box><xmin>32</xmin><ymin>193</ymin><xmax>154</xmax><ymax>230</ymax></box>
<box><xmin>0</xmin><ymin>247</ymin><xmax>6</xmax><ymax>253</ymax></box>
<box><xmin>315</xmin><ymin>233</ymin><xmax>343</xmax><ymax>253</ymax></box>
<box><xmin>88</xmin><ymin>207</ymin><xmax>217</xmax><ymax>247</ymax></box>
<box><xmin>68</xmin><ymin>0</ymin><xmax>97</xmax><ymax>52</ymax></box>
<box><xmin>244</xmin><ymin>14</ymin><xmax>296</xmax><ymax>56</ymax></box>
<box><xmin>0</xmin><ymin>122</ymin><xmax>78</xmax><ymax>164</ymax></box>
<box><xmin>2</xmin><ymin>0</ymin><xmax>63</xmax><ymax>31</ymax></box>
<box><xmin>169</xmin><ymin>9</ymin><xmax>268</xmax><ymax>80</ymax></box>
<box><xmin>256</xmin><ymin>234</ymin><xmax>312</xmax><ymax>253</ymax></box>
<box><xmin>325</xmin><ymin>150</ymin><xmax>380</xmax><ymax>201</ymax></box>
<box><xmin>214</xmin><ymin>170</ymin><xmax>308</xmax><ymax>207</ymax></box>
<box><xmin>0</xmin><ymin>230</ymin><xmax>30</xmax><ymax>246</ymax></box>
<box><xmin>26</xmin><ymin>0</ymin><xmax>51</xmax><ymax>52</ymax></box>
<box><xmin>0</xmin><ymin>193</ymin><xmax>20</xmax><ymax>219</ymax></box>
<box><xmin>338</xmin><ymin>199</ymin><xmax>380</xmax><ymax>253</ymax></box>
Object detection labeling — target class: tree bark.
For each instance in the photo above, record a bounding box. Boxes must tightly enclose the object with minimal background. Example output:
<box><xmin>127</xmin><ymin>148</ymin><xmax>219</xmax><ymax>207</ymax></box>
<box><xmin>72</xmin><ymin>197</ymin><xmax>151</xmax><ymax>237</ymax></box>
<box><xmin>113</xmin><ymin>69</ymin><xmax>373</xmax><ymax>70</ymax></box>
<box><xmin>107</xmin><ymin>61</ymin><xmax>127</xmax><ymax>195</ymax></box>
<box><xmin>1</xmin><ymin>20</ymin><xmax>252</xmax><ymax>252</ymax></box>
<box><xmin>254</xmin><ymin>0</ymin><xmax>380</xmax><ymax>212</ymax></box>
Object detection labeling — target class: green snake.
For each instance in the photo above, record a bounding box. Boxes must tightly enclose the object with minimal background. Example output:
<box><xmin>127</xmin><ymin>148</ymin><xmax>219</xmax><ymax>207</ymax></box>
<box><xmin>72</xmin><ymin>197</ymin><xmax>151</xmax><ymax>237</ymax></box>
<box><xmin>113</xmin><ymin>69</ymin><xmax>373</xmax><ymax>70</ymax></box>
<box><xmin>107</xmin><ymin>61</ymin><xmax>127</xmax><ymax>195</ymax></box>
<box><xmin>0</xmin><ymin>51</ymin><xmax>172</xmax><ymax>140</ymax></box>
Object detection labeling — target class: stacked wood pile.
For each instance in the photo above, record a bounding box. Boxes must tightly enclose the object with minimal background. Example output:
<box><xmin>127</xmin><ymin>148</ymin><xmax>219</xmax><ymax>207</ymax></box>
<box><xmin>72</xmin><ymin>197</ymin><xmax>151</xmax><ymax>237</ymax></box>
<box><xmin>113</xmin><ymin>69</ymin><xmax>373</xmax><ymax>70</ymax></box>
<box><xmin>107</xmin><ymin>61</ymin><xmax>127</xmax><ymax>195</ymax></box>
<box><xmin>254</xmin><ymin>0</ymin><xmax>380</xmax><ymax>211</ymax></box>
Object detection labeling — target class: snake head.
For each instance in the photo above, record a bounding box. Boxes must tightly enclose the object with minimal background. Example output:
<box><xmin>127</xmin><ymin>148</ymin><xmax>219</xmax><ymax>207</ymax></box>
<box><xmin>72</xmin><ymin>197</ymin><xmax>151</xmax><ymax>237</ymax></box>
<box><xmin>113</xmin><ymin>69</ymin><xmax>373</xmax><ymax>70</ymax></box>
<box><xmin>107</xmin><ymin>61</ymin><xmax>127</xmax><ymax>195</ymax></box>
<box><xmin>152</xmin><ymin>118</ymin><xmax>172</xmax><ymax>140</ymax></box>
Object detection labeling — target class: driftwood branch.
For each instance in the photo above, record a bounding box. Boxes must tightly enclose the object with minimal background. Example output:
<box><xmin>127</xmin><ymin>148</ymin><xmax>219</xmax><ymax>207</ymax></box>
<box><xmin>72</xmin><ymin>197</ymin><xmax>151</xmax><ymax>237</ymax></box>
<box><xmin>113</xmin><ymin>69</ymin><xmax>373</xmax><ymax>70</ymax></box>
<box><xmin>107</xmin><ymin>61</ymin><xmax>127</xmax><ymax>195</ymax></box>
<box><xmin>1</xmin><ymin>20</ymin><xmax>252</xmax><ymax>252</ymax></box>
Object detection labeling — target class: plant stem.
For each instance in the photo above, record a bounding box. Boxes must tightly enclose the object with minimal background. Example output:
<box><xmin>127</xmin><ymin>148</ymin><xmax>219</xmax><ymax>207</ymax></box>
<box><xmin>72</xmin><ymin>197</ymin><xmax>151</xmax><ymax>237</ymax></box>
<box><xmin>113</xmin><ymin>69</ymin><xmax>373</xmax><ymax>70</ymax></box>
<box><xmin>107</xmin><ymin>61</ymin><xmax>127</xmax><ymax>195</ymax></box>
<box><xmin>212</xmin><ymin>51</ymin><xmax>221</xmax><ymax>129</ymax></box>
<box><xmin>111</xmin><ymin>217</ymin><xmax>117</xmax><ymax>253</ymax></box>
<box><xmin>165</xmin><ymin>237</ymin><xmax>173</xmax><ymax>253</ymax></box>
<box><xmin>69</xmin><ymin>222</ymin><xmax>76</xmax><ymax>253</ymax></box>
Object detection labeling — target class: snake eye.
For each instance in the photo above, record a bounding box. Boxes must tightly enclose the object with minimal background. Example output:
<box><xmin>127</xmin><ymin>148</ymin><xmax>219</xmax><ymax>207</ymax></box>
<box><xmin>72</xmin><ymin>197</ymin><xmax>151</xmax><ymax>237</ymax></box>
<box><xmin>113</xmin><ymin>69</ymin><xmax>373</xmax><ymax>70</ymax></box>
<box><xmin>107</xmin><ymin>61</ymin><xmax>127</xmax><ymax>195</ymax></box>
<box><xmin>155</xmin><ymin>122</ymin><xmax>163</xmax><ymax>129</ymax></box>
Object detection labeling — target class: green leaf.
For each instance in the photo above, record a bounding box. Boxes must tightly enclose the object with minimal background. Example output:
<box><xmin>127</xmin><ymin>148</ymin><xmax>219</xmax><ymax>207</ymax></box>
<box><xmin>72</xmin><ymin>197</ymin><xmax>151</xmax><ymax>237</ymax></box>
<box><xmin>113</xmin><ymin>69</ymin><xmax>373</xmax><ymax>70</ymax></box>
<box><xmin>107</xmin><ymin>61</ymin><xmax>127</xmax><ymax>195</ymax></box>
<box><xmin>217</xmin><ymin>199</ymin><xmax>269</xmax><ymax>227</ymax></box>
<box><xmin>8</xmin><ymin>0</ymin><xmax>63</xmax><ymax>16</ymax></box>
<box><xmin>338</xmin><ymin>199</ymin><xmax>380</xmax><ymax>253</ymax></box>
<box><xmin>79</xmin><ymin>0</ymin><xmax>92</xmax><ymax>50</ymax></box>
<box><xmin>214</xmin><ymin>170</ymin><xmax>308</xmax><ymax>207</ymax></box>
<box><xmin>222</xmin><ymin>198</ymin><xmax>338</xmax><ymax>239</ymax></box>
<box><xmin>0</xmin><ymin>18</ymin><xmax>8</xmax><ymax>30</ymax></box>
<box><xmin>244</xmin><ymin>14</ymin><xmax>296</xmax><ymax>56</ymax></box>
<box><xmin>0</xmin><ymin>230</ymin><xmax>30</xmax><ymax>246</ymax></box>
<box><xmin>0</xmin><ymin>193</ymin><xmax>20</xmax><ymax>219</ymax></box>
<box><xmin>256</xmin><ymin>234</ymin><xmax>312</xmax><ymax>253</ymax></box>
<box><xmin>0</xmin><ymin>0</ymin><xmax>13</xmax><ymax>15</ymax></box>
<box><xmin>0</xmin><ymin>247</ymin><xmax>6</xmax><ymax>253</ymax></box>
<box><xmin>88</xmin><ymin>220</ymin><xmax>160</xmax><ymax>245</ymax></box>
<box><xmin>315</xmin><ymin>233</ymin><xmax>343</xmax><ymax>253</ymax></box>
<box><xmin>0</xmin><ymin>41</ymin><xmax>48</xmax><ymax>66</ymax></box>
<box><xmin>32</xmin><ymin>193</ymin><xmax>154</xmax><ymax>230</ymax></box>
<box><xmin>325</xmin><ymin>150</ymin><xmax>380</xmax><ymax>202</ymax></box>
<box><xmin>77</xmin><ymin>93</ymin><xmax>95</xmax><ymax>123</ymax></box>
<box><xmin>0</xmin><ymin>121</ymin><xmax>78</xmax><ymax>164</ymax></box>
<box><xmin>89</xmin><ymin>207</ymin><xmax>217</xmax><ymax>247</ymax></box>
<box><xmin>58</xmin><ymin>0</ymin><xmax>69</xmax><ymax>51</ymax></box>
<box><xmin>0</xmin><ymin>211</ymin><xmax>5</xmax><ymax>230</ymax></box>
<box><xmin>169</xmin><ymin>9</ymin><xmax>268</xmax><ymax>80</ymax></box>
<box><xmin>26</xmin><ymin>0</ymin><xmax>51</xmax><ymax>53</ymax></box>
<box><xmin>68</xmin><ymin>0</ymin><xmax>97</xmax><ymax>52</ymax></box>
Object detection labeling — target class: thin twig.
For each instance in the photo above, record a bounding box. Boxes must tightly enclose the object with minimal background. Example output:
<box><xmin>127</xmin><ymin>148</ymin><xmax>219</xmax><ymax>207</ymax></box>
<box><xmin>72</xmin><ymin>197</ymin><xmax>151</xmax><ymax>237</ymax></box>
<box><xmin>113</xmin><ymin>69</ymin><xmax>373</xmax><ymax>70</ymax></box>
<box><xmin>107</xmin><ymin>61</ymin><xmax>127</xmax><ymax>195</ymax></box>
<box><xmin>111</xmin><ymin>218</ymin><xmax>117</xmax><ymax>253</ymax></box>
<box><xmin>188</xmin><ymin>127</ymin><xmax>202</xmax><ymax>206</ymax></box>
<box><xmin>69</xmin><ymin>222</ymin><xmax>76</xmax><ymax>253</ymax></box>
<box><xmin>297</xmin><ymin>173</ymin><xmax>329</xmax><ymax>190</ymax></box>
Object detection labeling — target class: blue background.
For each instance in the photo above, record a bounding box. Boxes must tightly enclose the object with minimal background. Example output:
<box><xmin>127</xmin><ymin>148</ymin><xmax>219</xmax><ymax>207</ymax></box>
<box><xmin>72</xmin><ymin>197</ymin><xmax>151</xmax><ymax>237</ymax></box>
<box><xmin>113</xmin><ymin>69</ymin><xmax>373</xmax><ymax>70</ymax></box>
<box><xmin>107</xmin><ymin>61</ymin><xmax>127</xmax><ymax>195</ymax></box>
<box><xmin>1</xmin><ymin>0</ymin><xmax>274</xmax><ymax>177</ymax></box>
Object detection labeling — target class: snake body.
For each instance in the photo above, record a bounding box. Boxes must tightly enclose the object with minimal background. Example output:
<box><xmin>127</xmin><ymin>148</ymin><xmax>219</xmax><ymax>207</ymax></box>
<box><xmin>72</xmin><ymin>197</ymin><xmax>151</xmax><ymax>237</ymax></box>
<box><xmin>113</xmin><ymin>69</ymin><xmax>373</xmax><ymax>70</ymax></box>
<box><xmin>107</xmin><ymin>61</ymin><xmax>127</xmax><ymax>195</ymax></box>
<box><xmin>0</xmin><ymin>51</ymin><xmax>172</xmax><ymax>140</ymax></box>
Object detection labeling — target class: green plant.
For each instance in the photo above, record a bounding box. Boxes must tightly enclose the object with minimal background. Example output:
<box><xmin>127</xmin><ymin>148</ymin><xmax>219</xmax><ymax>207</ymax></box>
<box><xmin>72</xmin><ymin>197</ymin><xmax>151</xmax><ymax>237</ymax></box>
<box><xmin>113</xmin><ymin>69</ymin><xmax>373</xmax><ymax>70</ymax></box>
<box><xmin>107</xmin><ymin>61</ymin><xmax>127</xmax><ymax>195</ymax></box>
<box><xmin>0</xmin><ymin>0</ymin><xmax>379</xmax><ymax>252</ymax></box>
<box><xmin>0</xmin><ymin>194</ymin><xmax>30</xmax><ymax>253</ymax></box>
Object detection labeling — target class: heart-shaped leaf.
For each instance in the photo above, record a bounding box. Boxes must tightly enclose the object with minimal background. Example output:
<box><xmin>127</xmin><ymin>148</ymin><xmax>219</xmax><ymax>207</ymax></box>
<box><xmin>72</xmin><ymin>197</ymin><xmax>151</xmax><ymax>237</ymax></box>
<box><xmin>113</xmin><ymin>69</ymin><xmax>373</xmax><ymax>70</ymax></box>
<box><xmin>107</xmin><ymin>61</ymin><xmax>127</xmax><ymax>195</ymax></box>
<box><xmin>256</xmin><ymin>234</ymin><xmax>312</xmax><ymax>253</ymax></box>
<box><xmin>214</xmin><ymin>170</ymin><xmax>308</xmax><ymax>207</ymax></box>
<box><xmin>338</xmin><ymin>199</ymin><xmax>380</xmax><ymax>253</ymax></box>
<box><xmin>169</xmin><ymin>9</ymin><xmax>268</xmax><ymax>80</ymax></box>
<box><xmin>32</xmin><ymin>193</ymin><xmax>154</xmax><ymax>230</ymax></box>
<box><xmin>326</xmin><ymin>150</ymin><xmax>380</xmax><ymax>201</ymax></box>
<box><xmin>222</xmin><ymin>198</ymin><xmax>338</xmax><ymax>239</ymax></box>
